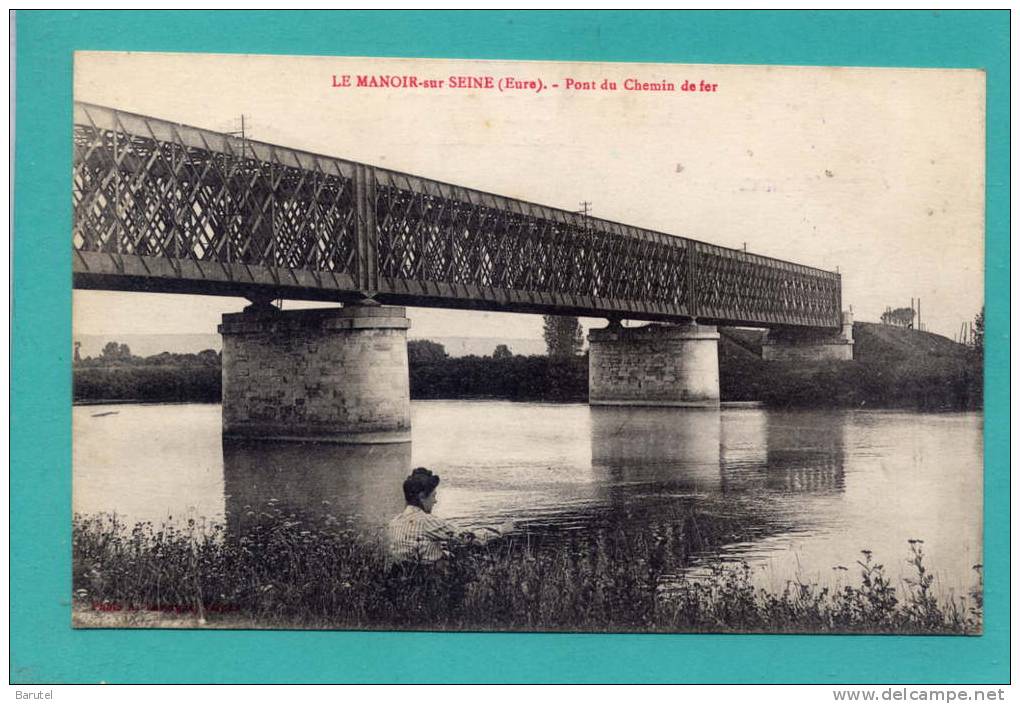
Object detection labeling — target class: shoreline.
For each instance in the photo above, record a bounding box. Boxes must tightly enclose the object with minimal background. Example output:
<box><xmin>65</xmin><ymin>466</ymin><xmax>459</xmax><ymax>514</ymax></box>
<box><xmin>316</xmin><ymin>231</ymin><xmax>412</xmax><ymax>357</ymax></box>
<box><xmin>73</xmin><ymin>397</ymin><xmax>984</xmax><ymax>413</ymax></box>
<box><xmin>74</xmin><ymin>399</ymin><xmax>221</xmax><ymax>407</ymax></box>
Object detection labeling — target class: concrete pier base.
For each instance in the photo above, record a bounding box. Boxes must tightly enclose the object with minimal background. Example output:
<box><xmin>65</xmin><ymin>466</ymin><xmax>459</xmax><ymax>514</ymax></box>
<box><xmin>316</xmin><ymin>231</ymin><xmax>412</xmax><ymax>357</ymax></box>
<box><xmin>762</xmin><ymin>311</ymin><xmax>855</xmax><ymax>362</ymax></box>
<box><xmin>588</xmin><ymin>322</ymin><xmax>720</xmax><ymax>407</ymax></box>
<box><xmin>218</xmin><ymin>304</ymin><xmax>411</xmax><ymax>443</ymax></box>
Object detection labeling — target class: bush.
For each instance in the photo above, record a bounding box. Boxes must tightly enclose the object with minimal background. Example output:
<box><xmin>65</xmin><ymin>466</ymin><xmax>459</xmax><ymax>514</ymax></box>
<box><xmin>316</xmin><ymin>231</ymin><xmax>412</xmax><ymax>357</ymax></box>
<box><xmin>410</xmin><ymin>355</ymin><xmax>588</xmax><ymax>402</ymax></box>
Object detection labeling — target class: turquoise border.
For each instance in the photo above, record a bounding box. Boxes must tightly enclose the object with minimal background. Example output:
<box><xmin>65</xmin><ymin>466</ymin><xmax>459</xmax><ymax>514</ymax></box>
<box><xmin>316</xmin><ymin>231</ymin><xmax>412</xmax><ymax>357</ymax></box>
<box><xmin>12</xmin><ymin>10</ymin><xmax>1009</xmax><ymax>683</ymax></box>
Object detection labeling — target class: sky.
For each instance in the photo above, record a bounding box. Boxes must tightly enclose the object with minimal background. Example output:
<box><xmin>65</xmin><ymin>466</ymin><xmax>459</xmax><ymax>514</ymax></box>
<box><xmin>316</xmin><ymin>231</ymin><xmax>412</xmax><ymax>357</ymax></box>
<box><xmin>73</xmin><ymin>53</ymin><xmax>985</xmax><ymax>341</ymax></box>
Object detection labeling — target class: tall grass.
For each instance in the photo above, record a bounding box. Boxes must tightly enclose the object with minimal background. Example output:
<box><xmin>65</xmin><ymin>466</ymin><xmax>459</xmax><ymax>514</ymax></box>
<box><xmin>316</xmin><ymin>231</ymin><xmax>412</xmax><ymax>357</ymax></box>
<box><xmin>72</xmin><ymin>512</ymin><xmax>981</xmax><ymax>634</ymax></box>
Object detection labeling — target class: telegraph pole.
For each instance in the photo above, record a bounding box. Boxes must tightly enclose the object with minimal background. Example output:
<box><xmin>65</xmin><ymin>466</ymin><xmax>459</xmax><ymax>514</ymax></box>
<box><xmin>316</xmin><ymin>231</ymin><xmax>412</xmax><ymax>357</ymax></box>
<box><xmin>227</xmin><ymin>114</ymin><xmax>249</xmax><ymax>158</ymax></box>
<box><xmin>577</xmin><ymin>201</ymin><xmax>593</xmax><ymax>235</ymax></box>
<box><xmin>576</xmin><ymin>201</ymin><xmax>596</xmax><ymax>329</ymax></box>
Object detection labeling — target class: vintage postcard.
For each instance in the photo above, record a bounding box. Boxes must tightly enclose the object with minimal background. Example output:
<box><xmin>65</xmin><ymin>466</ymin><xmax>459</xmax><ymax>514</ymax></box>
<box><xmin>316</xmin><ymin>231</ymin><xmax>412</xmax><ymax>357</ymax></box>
<box><xmin>70</xmin><ymin>52</ymin><xmax>985</xmax><ymax>634</ymax></box>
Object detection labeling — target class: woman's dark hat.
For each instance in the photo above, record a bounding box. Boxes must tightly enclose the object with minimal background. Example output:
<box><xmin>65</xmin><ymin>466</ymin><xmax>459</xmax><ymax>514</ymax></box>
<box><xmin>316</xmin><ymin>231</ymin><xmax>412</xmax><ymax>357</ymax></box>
<box><xmin>403</xmin><ymin>467</ymin><xmax>440</xmax><ymax>501</ymax></box>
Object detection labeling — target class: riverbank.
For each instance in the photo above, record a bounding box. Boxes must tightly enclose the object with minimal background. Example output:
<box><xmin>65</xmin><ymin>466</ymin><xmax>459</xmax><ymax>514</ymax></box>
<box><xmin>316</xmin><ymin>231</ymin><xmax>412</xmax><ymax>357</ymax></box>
<box><xmin>73</xmin><ymin>323</ymin><xmax>981</xmax><ymax>410</ymax></box>
<box><xmin>72</xmin><ymin>513</ymin><xmax>981</xmax><ymax>634</ymax></box>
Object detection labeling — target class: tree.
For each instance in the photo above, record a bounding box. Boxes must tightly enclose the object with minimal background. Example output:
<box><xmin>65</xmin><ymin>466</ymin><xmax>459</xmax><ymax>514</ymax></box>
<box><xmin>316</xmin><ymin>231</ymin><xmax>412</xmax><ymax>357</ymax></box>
<box><xmin>542</xmin><ymin>315</ymin><xmax>583</xmax><ymax>358</ymax></box>
<box><xmin>101</xmin><ymin>341</ymin><xmax>131</xmax><ymax>360</ymax></box>
<box><xmin>197</xmin><ymin>349</ymin><xmax>220</xmax><ymax>366</ymax></box>
<box><xmin>408</xmin><ymin>339</ymin><xmax>448</xmax><ymax>365</ymax></box>
<box><xmin>492</xmin><ymin>344</ymin><xmax>513</xmax><ymax>359</ymax></box>
<box><xmin>973</xmin><ymin>306</ymin><xmax>984</xmax><ymax>356</ymax></box>
<box><xmin>880</xmin><ymin>307</ymin><xmax>915</xmax><ymax>328</ymax></box>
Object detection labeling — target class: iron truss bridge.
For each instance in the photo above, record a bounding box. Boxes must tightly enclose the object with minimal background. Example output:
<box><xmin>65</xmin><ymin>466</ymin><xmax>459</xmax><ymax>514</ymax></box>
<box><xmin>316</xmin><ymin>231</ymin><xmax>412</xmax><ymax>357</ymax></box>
<box><xmin>73</xmin><ymin>102</ymin><xmax>842</xmax><ymax>329</ymax></box>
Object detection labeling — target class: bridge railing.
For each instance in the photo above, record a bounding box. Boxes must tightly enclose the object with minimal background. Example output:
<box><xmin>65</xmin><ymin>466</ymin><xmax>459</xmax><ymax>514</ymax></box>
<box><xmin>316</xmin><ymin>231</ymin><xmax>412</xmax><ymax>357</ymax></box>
<box><xmin>72</xmin><ymin>102</ymin><xmax>842</xmax><ymax>328</ymax></box>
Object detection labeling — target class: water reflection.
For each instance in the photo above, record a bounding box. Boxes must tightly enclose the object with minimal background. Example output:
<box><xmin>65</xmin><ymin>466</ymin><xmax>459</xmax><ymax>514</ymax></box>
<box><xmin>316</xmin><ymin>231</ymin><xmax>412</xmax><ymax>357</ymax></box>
<box><xmin>589</xmin><ymin>406</ymin><xmax>722</xmax><ymax>492</ymax></box>
<box><xmin>764</xmin><ymin>411</ymin><xmax>846</xmax><ymax>494</ymax></box>
<box><xmin>718</xmin><ymin>410</ymin><xmax>847</xmax><ymax>496</ymax></box>
<box><xmin>222</xmin><ymin>440</ymin><xmax>411</xmax><ymax>537</ymax></box>
<box><xmin>587</xmin><ymin>405</ymin><xmax>795</xmax><ymax>567</ymax></box>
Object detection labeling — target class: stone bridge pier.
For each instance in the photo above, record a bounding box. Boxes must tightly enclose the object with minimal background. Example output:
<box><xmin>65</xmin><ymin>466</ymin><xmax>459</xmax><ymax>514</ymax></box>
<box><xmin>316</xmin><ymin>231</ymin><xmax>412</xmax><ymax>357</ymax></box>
<box><xmin>762</xmin><ymin>311</ymin><xmax>855</xmax><ymax>361</ymax></box>
<box><xmin>588</xmin><ymin>321</ymin><xmax>721</xmax><ymax>407</ymax></box>
<box><xmin>219</xmin><ymin>303</ymin><xmax>411</xmax><ymax>444</ymax></box>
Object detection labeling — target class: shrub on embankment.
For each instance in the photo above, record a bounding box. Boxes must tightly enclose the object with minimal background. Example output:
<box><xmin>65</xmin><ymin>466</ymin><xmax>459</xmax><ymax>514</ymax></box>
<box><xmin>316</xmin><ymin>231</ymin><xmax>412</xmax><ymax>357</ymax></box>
<box><xmin>72</xmin><ymin>513</ymin><xmax>982</xmax><ymax>634</ymax></box>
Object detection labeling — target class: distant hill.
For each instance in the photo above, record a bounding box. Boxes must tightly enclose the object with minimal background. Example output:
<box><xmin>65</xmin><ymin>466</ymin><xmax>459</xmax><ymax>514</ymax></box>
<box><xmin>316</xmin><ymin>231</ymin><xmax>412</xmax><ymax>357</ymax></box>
<box><xmin>76</xmin><ymin>334</ymin><xmax>222</xmax><ymax>359</ymax></box>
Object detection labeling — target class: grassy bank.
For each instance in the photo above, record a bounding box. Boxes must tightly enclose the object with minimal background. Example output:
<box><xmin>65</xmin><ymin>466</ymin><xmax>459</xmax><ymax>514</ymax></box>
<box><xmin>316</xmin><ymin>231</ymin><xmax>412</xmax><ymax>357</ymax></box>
<box><xmin>720</xmin><ymin>323</ymin><xmax>982</xmax><ymax>411</ymax></box>
<box><xmin>73</xmin><ymin>513</ymin><xmax>981</xmax><ymax>634</ymax></box>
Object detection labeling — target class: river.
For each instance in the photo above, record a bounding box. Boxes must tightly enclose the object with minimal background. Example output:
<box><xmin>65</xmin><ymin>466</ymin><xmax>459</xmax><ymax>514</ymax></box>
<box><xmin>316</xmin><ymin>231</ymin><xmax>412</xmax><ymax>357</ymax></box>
<box><xmin>72</xmin><ymin>401</ymin><xmax>983</xmax><ymax>598</ymax></box>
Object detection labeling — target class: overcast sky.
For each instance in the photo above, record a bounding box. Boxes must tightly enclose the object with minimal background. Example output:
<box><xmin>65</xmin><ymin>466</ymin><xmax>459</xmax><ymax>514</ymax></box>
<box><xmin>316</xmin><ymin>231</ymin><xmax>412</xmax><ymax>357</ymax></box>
<box><xmin>74</xmin><ymin>53</ymin><xmax>985</xmax><ymax>341</ymax></box>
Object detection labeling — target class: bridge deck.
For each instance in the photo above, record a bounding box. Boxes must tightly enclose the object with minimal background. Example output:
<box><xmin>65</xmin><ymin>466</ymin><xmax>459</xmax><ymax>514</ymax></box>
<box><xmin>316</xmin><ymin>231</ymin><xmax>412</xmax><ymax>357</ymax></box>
<box><xmin>72</xmin><ymin>102</ymin><xmax>842</xmax><ymax>328</ymax></box>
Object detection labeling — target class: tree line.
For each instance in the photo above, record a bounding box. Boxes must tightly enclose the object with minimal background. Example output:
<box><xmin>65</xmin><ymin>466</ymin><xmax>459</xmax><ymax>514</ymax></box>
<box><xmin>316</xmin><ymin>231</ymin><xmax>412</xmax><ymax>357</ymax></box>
<box><xmin>75</xmin><ymin>341</ymin><xmax>221</xmax><ymax>368</ymax></box>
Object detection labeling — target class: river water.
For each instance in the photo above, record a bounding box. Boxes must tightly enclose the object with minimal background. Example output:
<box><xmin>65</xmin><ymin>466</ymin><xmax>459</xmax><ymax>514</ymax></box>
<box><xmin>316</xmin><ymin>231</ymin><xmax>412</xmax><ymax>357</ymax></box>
<box><xmin>73</xmin><ymin>401</ymin><xmax>983</xmax><ymax>598</ymax></box>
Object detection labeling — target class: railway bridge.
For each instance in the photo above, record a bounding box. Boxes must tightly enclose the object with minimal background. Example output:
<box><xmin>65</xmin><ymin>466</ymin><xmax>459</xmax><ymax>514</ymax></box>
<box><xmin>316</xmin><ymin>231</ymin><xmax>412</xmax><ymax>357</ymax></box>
<box><xmin>73</xmin><ymin>102</ymin><xmax>852</xmax><ymax>442</ymax></box>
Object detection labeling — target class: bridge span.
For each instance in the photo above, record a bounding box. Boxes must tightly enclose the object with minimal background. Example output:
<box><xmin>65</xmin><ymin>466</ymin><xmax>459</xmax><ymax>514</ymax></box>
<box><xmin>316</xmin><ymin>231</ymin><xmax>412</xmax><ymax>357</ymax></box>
<box><xmin>73</xmin><ymin>102</ymin><xmax>853</xmax><ymax>443</ymax></box>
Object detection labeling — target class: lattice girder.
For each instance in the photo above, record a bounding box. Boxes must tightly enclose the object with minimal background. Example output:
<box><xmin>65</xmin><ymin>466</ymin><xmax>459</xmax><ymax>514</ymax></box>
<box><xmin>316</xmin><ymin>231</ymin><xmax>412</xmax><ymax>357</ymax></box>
<box><xmin>72</xmin><ymin>102</ymin><xmax>842</xmax><ymax>329</ymax></box>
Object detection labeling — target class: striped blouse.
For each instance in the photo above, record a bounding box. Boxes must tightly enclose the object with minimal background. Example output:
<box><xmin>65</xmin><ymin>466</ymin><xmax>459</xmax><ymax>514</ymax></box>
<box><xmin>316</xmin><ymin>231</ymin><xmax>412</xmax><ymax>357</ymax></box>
<box><xmin>386</xmin><ymin>505</ymin><xmax>459</xmax><ymax>564</ymax></box>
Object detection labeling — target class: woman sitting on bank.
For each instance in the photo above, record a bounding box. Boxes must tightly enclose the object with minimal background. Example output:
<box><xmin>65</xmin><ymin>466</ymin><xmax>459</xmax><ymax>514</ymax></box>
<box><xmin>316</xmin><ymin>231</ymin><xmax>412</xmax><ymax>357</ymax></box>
<box><xmin>386</xmin><ymin>467</ymin><xmax>512</xmax><ymax>565</ymax></box>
